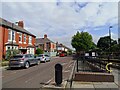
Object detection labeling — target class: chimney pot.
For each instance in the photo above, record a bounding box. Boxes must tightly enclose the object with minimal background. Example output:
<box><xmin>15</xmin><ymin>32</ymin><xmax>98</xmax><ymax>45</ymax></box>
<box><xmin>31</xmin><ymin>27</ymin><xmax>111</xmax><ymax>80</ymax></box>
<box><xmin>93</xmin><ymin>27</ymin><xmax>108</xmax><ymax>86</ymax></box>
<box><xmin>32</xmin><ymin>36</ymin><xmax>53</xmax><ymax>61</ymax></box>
<box><xmin>44</xmin><ymin>34</ymin><xmax>47</xmax><ymax>38</ymax></box>
<box><xmin>18</xmin><ymin>21</ymin><xmax>24</xmax><ymax>28</ymax></box>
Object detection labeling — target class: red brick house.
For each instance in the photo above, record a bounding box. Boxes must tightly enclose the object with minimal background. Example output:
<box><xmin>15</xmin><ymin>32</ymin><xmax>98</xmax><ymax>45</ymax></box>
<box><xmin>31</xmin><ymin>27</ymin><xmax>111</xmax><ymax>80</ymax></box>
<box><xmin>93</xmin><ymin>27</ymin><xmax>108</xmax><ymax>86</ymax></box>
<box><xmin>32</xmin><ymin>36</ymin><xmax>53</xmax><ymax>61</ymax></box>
<box><xmin>0</xmin><ymin>18</ymin><xmax>36</xmax><ymax>60</ymax></box>
<box><xmin>36</xmin><ymin>34</ymin><xmax>57</xmax><ymax>56</ymax></box>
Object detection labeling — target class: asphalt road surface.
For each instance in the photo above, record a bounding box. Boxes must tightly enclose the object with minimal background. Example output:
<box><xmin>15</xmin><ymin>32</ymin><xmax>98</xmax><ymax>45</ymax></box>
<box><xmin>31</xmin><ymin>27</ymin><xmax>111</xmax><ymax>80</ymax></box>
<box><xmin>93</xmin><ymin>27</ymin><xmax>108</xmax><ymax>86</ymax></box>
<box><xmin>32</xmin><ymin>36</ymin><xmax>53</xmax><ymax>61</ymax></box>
<box><xmin>2</xmin><ymin>56</ymin><xmax>74</xmax><ymax>89</ymax></box>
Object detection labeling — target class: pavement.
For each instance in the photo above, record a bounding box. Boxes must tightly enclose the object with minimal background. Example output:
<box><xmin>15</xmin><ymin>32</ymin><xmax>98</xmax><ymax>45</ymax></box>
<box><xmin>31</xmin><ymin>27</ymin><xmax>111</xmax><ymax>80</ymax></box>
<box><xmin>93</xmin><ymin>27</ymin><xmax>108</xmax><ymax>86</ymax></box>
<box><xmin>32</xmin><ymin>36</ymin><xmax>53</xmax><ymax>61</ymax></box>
<box><xmin>70</xmin><ymin>60</ymin><xmax>120</xmax><ymax>90</ymax></box>
<box><xmin>71</xmin><ymin>82</ymin><xmax>119</xmax><ymax>89</ymax></box>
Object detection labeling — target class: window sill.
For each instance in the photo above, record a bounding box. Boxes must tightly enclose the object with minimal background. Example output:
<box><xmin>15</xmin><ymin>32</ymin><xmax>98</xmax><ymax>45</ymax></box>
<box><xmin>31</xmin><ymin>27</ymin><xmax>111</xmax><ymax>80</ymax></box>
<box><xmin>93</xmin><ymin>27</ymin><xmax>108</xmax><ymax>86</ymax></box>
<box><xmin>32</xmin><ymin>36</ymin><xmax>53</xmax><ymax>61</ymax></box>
<box><xmin>24</xmin><ymin>42</ymin><xmax>26</xmax><ymax>44</ymax></box>
<box><xmin>28</xmin><ymin>43</ymin><xmax>32</xmax><ymax>45</ymax></box>
<box><xmin>19</xmin><ymin>41</ymin><xmax>22</xmax><ymax>44</ymax></box>
<box><xmin>8</xmin><ymin>40</ymin><xmax>16</xmax><ymax>42</ymax></box>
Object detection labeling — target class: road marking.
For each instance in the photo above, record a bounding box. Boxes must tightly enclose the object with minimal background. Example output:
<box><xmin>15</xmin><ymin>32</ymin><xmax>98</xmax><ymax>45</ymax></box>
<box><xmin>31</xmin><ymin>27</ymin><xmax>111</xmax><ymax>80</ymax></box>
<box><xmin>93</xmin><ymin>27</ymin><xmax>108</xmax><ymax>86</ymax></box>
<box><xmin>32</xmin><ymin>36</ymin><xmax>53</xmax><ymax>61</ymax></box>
<box><xmin>25</xmin><ymin>78</ymin><xmax>33</xmax><ymax>83</ymax></box>
<box><xmin>63</xmin><ymin>70</ymin><xmax>70</xmax><ymax>72</ymax></box>
<box><xmin>64</xmin><ymin>61</ymin><xmax>73</xmax><ymax>70</ymax></box>
<box><xmin>46</xmin><ymin>79</ymin><xmax>52</xmax><ymax>84</ymax></box>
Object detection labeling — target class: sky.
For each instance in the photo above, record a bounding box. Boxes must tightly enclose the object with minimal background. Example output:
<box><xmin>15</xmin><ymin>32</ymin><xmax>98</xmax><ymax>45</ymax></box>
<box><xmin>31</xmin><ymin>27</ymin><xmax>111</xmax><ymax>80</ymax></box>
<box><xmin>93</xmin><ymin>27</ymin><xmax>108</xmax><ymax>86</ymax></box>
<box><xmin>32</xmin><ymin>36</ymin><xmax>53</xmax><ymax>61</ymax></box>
<box><xmin>1</xmin><ymin>1</ymin><xmax>119</xmax><ymax>49</ymax></box>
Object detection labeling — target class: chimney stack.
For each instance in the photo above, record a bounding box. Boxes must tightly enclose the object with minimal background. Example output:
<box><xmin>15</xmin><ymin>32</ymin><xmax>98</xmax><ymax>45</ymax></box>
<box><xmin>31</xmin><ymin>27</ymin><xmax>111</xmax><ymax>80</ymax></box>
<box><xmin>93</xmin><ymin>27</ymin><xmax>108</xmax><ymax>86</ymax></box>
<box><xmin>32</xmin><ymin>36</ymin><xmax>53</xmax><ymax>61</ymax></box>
<box><xmin>18</xmin><ymin>21</ymin><xmax>24</xmax><ymax>28</ymax></box>
<box><xmin>44</xmin><ymin>34</ymin><xmax>47</xmax><ymax>39</ymax></box>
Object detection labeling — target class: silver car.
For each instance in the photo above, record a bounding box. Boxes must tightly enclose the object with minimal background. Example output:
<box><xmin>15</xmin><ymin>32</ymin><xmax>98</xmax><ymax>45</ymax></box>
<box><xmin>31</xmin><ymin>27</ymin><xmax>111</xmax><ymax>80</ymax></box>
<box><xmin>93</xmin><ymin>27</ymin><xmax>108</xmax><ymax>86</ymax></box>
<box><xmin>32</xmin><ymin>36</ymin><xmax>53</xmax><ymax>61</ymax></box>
<box><xmin>9</xmin><ymin>54</ymin><xmax>40</xmax><ymax>69</ymax></box>
<box><xmin>37</xmin><ymin>54</ymin><xmax>50</xmax><ymax>63</ymax></box>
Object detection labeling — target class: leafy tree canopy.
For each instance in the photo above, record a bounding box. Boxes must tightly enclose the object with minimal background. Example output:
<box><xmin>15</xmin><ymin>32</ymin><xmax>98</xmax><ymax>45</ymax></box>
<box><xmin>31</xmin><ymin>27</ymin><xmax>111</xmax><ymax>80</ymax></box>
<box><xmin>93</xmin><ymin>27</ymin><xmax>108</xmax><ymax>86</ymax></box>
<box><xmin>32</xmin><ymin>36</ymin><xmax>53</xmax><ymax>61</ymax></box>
<box><xmin>97</xmin><ymin>36</ymin><xmax>117</xmax><ymax>51</ymax></box>
<box><xmin>71</xmin><ymin>31</ymin><xmax>93</xmax><ymax>52</ymax></box>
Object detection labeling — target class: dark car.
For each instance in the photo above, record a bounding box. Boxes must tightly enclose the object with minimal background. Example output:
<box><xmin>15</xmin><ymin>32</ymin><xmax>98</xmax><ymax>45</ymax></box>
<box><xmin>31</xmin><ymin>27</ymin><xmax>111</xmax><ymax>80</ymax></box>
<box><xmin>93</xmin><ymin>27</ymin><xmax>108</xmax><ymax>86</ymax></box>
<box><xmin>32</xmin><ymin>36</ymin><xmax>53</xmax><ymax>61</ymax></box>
<box><xmin>9</xmin><ymin>54</ymin><xmax>40</xmax><ymax>69</ymax></box>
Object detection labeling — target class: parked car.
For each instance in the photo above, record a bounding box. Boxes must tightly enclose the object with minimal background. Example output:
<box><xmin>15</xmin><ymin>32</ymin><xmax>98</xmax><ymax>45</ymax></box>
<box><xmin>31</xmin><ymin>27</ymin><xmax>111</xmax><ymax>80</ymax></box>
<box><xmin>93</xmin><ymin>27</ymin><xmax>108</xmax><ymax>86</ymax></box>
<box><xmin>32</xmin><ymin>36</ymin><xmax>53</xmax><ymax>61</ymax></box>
<box><xmin>9</xmin><ymin>54</ymin><xmax>40</xmax><ymax>69</ymax></box>
<box><xmin>59</xmin><ymin>53</ymin><xmax>65</xmax><ymax>57</ymax></box>
<box><xmin>37</xmin><ymin>54</ymin><xmax>50</xmax><ymax>63</ymax></box>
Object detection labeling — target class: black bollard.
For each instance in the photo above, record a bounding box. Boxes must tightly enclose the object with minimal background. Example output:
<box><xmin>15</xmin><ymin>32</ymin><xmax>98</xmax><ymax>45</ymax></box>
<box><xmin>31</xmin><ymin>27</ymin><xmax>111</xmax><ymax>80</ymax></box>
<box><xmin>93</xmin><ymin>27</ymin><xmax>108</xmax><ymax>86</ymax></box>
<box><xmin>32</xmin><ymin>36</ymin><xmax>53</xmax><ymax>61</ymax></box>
<box><xmin>55</xmin><ymin>63</ymin><xmax>62</xmax><ymax>86</ymax></box>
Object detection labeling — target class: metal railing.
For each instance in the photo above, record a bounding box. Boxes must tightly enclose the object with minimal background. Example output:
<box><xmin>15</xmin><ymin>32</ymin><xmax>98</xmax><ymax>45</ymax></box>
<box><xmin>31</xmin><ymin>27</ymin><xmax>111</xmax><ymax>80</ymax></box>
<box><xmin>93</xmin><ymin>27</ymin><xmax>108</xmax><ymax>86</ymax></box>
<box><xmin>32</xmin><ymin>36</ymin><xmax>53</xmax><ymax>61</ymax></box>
<box><xmin>76</xmin><ymin>56</ymin><xmax>120</xmax><ymax>73</ymax></box>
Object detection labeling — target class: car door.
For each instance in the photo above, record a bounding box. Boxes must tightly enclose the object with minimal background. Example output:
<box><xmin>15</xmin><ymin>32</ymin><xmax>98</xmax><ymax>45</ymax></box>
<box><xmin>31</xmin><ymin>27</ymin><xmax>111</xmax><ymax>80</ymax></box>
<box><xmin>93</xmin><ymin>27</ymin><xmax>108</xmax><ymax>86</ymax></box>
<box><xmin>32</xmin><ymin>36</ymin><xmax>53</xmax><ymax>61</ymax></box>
<box><xmin>27</xmin><ymin>54</ymin><xmax>33</xmax><ymax>65</ymax></box>
<box><xmin>45</xmin><ymin>55</ymin><xmax>49</xmax><ymax>61</ymax></box>
<box><xmin>30</xmin><ymin>54</ymin><xmax>36</xmax><ymax>64</ymax></box>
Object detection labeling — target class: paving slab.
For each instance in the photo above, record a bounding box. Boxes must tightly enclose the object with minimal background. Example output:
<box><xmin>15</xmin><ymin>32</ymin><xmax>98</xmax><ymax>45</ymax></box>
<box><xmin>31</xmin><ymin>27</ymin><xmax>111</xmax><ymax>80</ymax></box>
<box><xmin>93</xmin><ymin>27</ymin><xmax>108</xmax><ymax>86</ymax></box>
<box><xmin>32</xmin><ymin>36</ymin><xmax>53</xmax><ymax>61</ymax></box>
<box><xmin>71</xmin><ymin>81</ymin><xmax>120</xmax><ymax>90</ymax></box>
<box><xmin>102</xmin><ymin>82</ymin><xmax>119</xmax><ymax>88</ymax></box>
<box><xmin>72</xmin><ymin>81</ymin><xmax>94</xmax><ymax>89</ymax></box>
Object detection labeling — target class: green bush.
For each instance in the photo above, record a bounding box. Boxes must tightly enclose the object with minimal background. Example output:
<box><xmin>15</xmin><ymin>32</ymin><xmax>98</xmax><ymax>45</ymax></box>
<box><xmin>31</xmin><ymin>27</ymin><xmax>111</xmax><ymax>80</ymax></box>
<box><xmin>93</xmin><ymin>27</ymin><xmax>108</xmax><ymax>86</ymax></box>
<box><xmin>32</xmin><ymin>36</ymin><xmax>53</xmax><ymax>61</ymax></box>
<box><xmin>35</xmin><ymin>48</ymin><xmax>43</xmax><ymax>55</ymax></box>
<box><xmin>5</xmin><ymin>49</ymin><xmax>20</xmax><ymax>60</ymax></box>
<box><xmin>1</xmin><ymin>61</ymin><xmax>9</xmax><ymax>66</ymax></box>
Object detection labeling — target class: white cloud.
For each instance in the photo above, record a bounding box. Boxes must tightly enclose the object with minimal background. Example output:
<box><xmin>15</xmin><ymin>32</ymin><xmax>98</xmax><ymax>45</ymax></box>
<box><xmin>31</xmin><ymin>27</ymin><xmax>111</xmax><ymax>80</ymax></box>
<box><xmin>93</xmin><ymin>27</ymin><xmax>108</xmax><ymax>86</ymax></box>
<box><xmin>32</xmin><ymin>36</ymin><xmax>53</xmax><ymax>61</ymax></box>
<box><xmin>1</xmin><ymin>2</ymin><xmax>118</xmax><ymax>49</ymax></box>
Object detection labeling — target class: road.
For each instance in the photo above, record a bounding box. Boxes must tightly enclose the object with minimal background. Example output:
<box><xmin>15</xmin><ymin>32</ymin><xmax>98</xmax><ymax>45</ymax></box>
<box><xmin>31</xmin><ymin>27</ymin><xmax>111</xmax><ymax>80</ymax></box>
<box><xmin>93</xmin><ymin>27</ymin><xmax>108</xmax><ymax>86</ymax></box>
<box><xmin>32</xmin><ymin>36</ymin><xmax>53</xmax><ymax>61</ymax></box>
<box><xmin>2</xmin><ymin>56</ymin><xmax>74</xmax><ymax>89</ymax></box>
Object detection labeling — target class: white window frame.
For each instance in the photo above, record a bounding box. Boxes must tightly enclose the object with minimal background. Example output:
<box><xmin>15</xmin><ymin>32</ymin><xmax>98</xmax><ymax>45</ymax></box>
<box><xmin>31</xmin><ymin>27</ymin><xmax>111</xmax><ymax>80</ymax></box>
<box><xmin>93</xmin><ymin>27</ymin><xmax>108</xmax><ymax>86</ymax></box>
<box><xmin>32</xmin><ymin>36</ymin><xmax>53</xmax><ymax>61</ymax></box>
<box><xmin>6</xmin><ymin>46</ymin><xmax>18</xmax><ymax>50</ymax></box>
<box><xmin>24</xmin><ymin>34</ymin><xmax>26</xmax><ymax>44</ymax></box>
<box><xmin>8</xmin><ymin>29</ymin><xmax>16</xmax><ymax>42</ymax></box>
<box><xmin>19</xmin><ymin>33</ymin><xmax>22</xmax><ymax>43</ymax></box>
<box><xmin>8</xmin><ymin>30</ymin><xmax>11</xmax><ymax>41</ymax></box>
<box><xmin>28</xmin><ymin>36</ymin><xmax>32</xmax><ymax>45</ymax></box>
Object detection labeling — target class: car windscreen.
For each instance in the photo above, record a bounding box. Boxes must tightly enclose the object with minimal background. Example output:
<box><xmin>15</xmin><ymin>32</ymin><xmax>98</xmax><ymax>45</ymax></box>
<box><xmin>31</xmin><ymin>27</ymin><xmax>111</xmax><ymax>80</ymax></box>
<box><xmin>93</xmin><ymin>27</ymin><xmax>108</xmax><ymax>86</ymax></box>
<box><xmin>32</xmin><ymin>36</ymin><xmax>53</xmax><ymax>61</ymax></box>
<box><xmin>38</xmin><ymin>55</ymin><xmax>43</xmax><ymax>57</ymax></box>
<box><xmin>12</xmin><ymin>55</ymin><xmax>23</xmax><ymax>58</ymax></box>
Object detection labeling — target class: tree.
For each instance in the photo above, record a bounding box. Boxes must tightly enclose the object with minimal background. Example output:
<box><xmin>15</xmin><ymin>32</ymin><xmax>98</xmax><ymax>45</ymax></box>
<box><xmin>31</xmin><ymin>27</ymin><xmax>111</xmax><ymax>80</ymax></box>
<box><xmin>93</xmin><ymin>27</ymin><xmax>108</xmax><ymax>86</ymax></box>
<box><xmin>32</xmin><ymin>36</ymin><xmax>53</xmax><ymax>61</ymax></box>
<box><xmin>97</xmin><ymin>36</ymin><xmax>117</xmax><ymax>51</ymax></box>
<box><xmin>90</xmin><ymin>42</ymin><xmax>97</xmax><ymax>50</ymax></box>
<box><xmin>71</xmin><ymin>31</ymin><xmax>93</xmax><ymax>53</ymax></box>
<box><xmin>35</xmin><ymin>48</ymin><xmax>43</xmax><ymax>55</ymax></box>
<box><xmin>111</xmin><ymin>44</ymin><xmax>119</xmax><ymax>52</ymax></box>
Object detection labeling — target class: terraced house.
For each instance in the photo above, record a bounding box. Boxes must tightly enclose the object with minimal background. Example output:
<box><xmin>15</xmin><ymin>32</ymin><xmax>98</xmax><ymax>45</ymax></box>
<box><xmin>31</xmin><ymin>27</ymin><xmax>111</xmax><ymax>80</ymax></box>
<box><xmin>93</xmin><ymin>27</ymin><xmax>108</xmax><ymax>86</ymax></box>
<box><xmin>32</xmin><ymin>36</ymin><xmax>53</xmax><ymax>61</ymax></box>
<box><xmin>36</xmin><ymin>34</ymin><xmax>57</xmax><ymax>56</ymax></box>
<box><xmin>0</xmin><ymin>18</ymin><xmax>36</xmax><ymax>60</ymax></box>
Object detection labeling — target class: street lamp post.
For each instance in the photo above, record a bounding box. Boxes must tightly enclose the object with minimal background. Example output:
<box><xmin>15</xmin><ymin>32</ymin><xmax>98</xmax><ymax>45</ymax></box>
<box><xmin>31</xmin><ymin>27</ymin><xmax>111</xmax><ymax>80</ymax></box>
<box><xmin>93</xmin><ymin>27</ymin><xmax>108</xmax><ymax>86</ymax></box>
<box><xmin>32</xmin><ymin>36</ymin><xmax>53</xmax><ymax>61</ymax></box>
<box><xmin>108</xmin><ymin>26</ymin><xmax>112</xmax><ymax>73</ymax></box>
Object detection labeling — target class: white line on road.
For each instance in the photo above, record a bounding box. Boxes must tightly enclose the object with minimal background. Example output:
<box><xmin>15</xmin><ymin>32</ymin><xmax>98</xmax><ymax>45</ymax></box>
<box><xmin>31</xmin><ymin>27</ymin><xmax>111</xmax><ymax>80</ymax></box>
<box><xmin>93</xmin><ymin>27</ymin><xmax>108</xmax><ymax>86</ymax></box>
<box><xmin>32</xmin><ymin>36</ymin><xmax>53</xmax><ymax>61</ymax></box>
<box><xmin>46</xmin><ymin>79</ymin><xmax>52</xmax><ymax>84</ymax></box>
<box><xmin>25</xmin><ymin>78</ymin><xmax>33</xmax><ymax>83</ymax></box>
<box><xmin>63</xmin><ymin>70</ymin><xmax>70</xmax><ymax>72</ymax></box>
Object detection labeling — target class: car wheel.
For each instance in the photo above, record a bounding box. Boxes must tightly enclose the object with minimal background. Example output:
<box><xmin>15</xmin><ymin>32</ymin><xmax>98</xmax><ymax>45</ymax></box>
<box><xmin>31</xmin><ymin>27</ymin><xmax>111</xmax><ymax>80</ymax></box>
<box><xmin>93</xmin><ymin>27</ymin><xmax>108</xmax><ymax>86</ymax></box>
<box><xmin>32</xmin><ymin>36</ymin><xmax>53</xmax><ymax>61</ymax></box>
<box><xmin>25</xmin><ymin>62</ymin><xmax>30</xmax><ymax>69</ymax></box>
<box><xmin>44</xmin><ymin>59</ymin><xmax>46</xmax><ymax>63</ymax></box>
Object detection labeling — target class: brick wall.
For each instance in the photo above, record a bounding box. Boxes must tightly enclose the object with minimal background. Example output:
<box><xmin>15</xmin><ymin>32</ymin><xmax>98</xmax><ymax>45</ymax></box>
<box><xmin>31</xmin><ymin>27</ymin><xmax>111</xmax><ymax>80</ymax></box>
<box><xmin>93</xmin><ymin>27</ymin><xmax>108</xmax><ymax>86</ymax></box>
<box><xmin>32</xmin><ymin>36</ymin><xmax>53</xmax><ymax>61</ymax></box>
<box><xmin>1</xmin><ymin>26</ymin><xmax>36</xmax><ymax>59</ymax></box>
<box><xmin>0</xmin><ymin>27</ymin><xmax>3</xmax><ymax>60</ymax></box>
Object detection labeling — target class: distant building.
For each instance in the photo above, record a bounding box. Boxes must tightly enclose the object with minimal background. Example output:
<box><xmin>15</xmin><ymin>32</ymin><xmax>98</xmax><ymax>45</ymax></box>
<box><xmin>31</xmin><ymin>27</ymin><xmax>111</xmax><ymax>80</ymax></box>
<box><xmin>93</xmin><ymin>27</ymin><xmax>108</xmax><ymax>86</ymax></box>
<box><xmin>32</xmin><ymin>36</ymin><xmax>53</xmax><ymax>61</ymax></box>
<box><xmin>36</xmin><ymin>34</ymin><xmax>56</xmax><ymax>56</ymax></box>
<box><xmin>0</xmin><ymin>18</ymin><xmax>36</xmax><ymax>60</ymax></box>
<box><xmin>56</xmin><ymin>42</ymin><xmax>72</xmax><ymax>55</ymax></box>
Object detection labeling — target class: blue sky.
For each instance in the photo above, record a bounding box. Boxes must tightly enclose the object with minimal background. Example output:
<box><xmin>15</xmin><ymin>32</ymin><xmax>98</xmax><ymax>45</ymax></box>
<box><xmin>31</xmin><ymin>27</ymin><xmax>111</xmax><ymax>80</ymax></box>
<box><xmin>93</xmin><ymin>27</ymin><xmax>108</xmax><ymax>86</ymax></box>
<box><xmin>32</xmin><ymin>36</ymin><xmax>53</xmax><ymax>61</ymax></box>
<box><xmin>1</xmin><ymin>1</ymin><xmax>118</xmax><ymax>49</ymax></box>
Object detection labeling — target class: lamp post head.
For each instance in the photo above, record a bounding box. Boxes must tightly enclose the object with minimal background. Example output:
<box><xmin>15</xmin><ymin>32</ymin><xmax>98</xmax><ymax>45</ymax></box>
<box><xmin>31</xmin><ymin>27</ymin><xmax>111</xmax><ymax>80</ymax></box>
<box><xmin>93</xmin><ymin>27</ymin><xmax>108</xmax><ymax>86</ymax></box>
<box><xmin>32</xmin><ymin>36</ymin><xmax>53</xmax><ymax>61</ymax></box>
<box><xmin>109</xmin><ymin>26</ymin><xmax>112</xmax><ymax>28</ymax></box>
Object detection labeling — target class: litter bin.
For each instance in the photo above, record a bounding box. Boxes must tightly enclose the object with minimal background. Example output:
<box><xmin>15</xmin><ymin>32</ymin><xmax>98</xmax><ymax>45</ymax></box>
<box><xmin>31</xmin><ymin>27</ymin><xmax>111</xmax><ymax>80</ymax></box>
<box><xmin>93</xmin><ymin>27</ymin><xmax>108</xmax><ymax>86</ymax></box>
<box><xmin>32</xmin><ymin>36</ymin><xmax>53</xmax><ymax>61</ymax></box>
<box><xmin>55</xmin><ymin>63</ymin><xmax>62</xmax><ymax>86</ymax></box>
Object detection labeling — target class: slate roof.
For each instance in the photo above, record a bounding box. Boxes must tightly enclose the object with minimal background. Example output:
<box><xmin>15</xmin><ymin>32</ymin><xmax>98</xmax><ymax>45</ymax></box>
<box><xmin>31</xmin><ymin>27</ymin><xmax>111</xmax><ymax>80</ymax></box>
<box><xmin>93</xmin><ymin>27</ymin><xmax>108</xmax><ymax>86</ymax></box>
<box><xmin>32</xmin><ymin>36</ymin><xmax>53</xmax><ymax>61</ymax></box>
<box><xmin>0</xmin><ymin>18</ymin><xmax>36</xmax><ymax>37</ymax></box>
<box><xmin>36</xmin><ymin>38</ymin><xmax>55</xmax><ymax>45</ymax></box>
